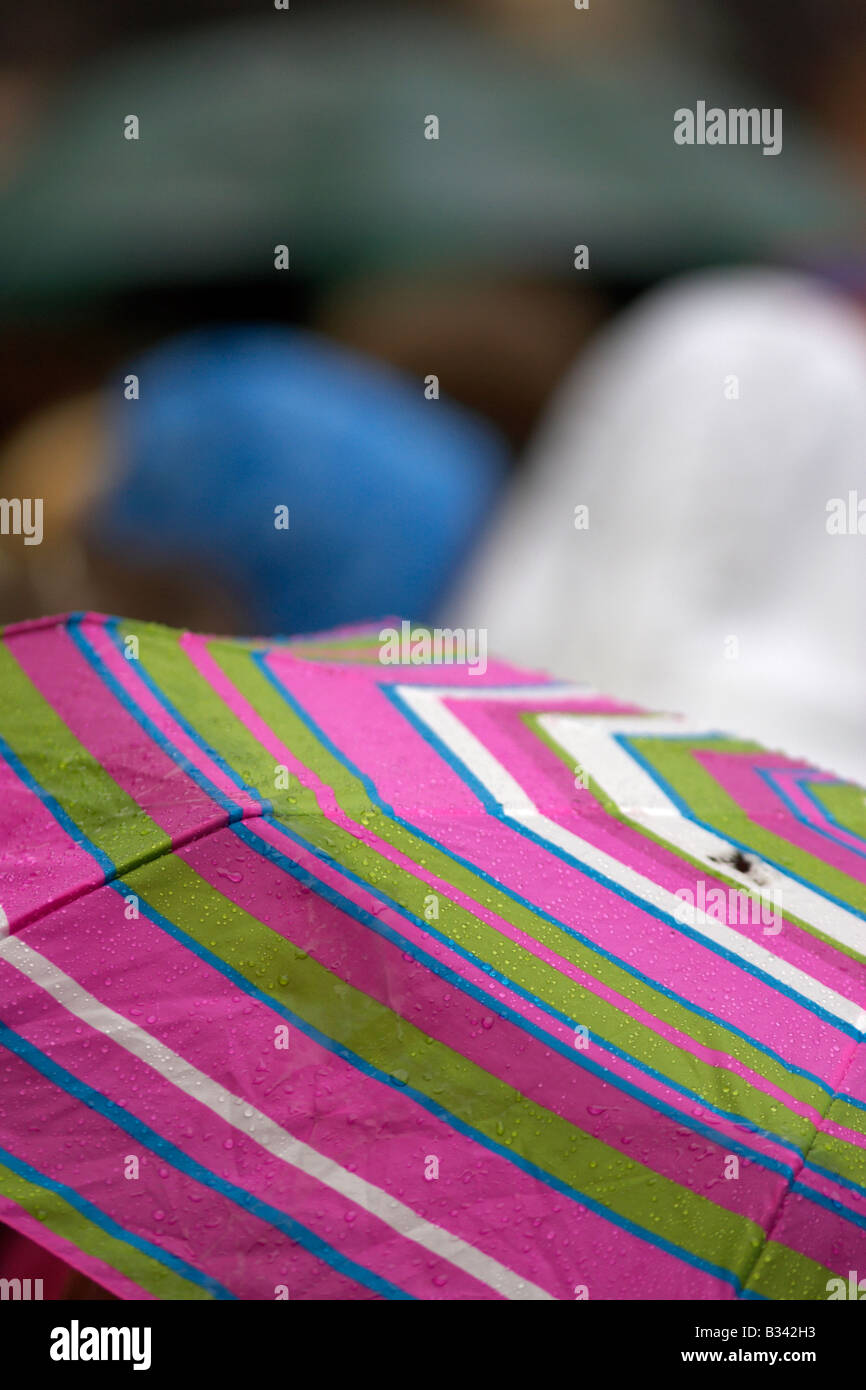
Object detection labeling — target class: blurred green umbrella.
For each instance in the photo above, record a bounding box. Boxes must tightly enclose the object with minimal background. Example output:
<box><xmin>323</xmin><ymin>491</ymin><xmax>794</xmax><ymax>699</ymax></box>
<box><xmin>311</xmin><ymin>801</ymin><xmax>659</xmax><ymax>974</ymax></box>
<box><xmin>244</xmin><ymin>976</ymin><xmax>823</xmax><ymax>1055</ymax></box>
<box><xmin>1</xmin><ymin>11</ymin><xmax>863</xmax><ymax>309</ymax></box>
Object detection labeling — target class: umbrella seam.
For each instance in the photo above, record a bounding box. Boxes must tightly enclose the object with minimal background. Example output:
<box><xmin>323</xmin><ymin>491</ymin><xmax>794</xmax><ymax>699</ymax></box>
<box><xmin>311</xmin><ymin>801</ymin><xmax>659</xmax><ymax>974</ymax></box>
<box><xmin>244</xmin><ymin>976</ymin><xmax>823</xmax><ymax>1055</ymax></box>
<box><xmin>5</xmin><ymin>806</ymin><xmax>268</xmax><ymax>939</ymax></box>
<box><xmin>738</xmin><ymin>1021</ymin><xmax>866</xmax><ymax>1299</ymax></box>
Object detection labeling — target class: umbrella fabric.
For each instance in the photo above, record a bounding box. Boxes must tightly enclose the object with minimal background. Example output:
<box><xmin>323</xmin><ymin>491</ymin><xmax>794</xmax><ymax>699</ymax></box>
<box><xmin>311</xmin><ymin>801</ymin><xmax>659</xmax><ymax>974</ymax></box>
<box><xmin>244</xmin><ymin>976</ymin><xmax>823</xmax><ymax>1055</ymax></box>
<box><xmin>1</xmin><ymin>612</ymin><xmax>866</xmax><ymax>1301</ymax></box>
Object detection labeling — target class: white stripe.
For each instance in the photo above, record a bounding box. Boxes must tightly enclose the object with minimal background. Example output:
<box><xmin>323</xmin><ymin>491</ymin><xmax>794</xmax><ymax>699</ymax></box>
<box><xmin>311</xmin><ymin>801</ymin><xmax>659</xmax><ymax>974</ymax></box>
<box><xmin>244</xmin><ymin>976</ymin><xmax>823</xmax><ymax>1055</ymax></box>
<box><xmin>0</xmin><ymin>934</ymin><xmax>553</xmax><ymax>1300</ymax></box>
<box><xmin>397</xmin><ymin>688</ymin><xmax>866</xmax><ymax>1031</ymax></box>
<box><xmin>541</xmin><ymin>712</ymin><xmax>866</xmax><ymax>960</ymax></box>
<box><xmin>396</xmin><ymin>683</ymin><xmax>597</xmax><ymax>701</ymax></box>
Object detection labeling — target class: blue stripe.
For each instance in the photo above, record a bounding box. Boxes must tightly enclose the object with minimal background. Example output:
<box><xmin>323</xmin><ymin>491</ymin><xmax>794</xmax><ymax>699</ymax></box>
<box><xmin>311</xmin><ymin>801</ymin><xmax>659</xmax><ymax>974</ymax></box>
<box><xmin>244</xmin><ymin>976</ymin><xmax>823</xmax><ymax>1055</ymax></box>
<box><xmin>795</xmin><ymin>1178</ymin><xmax>866</xmax><ymax>1234</ymax></box>
<box><xmin>796</xmin><ymin>1163</ymin><xmax>866</xmax><ymax>1218</ymax></box>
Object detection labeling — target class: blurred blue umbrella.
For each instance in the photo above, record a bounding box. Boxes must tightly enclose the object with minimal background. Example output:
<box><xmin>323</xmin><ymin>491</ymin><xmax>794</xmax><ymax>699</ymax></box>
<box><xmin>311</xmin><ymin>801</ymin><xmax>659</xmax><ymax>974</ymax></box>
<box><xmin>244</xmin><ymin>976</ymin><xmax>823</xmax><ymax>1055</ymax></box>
<box><xmin>87</xmin><ymin>325</ymin><xmax>507</xmax><ymax>633</ymax></box>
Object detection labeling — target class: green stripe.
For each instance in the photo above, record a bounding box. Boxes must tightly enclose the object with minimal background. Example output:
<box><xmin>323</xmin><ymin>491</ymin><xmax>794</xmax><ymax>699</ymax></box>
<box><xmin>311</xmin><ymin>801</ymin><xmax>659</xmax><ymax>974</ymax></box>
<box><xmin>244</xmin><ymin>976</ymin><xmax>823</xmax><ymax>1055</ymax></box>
<box><xmin>809</xmin><ymin>780</ymin><xmax>866</xmax><ymax>843</ymax></box>
<box><xmin>804</xmin><ymin>1115</ymin><xmax>866</xmax><ymax>1189</ymax></box>
<box><xmin>744</xmin><ymin>1236</ymin><xmax>840</xmax><ymax>1301</ymax></box>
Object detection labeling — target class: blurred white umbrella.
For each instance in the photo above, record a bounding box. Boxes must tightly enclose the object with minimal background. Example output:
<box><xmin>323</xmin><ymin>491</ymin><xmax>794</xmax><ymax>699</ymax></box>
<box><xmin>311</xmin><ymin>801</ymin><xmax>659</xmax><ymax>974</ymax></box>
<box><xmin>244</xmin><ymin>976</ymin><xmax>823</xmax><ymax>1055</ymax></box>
<box><xmin>449</xmin><ymin>269</ymin><xmax>866</xmax><ymax>781</ymax></box>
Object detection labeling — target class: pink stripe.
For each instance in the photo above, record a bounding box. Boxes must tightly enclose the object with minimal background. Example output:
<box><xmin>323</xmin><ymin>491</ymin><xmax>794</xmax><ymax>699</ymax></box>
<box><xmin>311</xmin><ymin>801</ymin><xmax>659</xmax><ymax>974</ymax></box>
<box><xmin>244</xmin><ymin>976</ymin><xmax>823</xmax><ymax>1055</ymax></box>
<box><xmin>758</xmin><ymin>1184</ymin><xmax>866</xmax><ymax>1284</ymax></box>
<box><xmin>833</xmin><ymin>1045</ymin><xmax>866</xmax><ymax>1109</ymax></box>
<box><xmin>0</xmin><ymin>750</ymin><xmax>103</xmax><ymax>932</ymax></box>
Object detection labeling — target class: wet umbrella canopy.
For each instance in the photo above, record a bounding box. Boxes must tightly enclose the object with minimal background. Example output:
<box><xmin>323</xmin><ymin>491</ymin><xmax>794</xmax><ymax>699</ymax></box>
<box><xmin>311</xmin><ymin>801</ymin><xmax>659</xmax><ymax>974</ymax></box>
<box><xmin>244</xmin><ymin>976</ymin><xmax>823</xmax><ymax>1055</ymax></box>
<box><xmin>1</xmin><ymin>613</ymin><xmax>866</xmax><ymax>1299</ymax></box>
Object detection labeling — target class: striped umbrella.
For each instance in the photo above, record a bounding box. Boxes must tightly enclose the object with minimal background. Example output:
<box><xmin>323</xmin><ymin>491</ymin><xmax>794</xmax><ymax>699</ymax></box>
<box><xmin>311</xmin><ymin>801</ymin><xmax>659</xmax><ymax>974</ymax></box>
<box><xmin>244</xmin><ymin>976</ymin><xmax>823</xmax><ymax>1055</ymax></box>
<box><xmin>1</xmin><ymin>612</ymin><xmax>865</xmax><ymax>1300</ymax></box>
